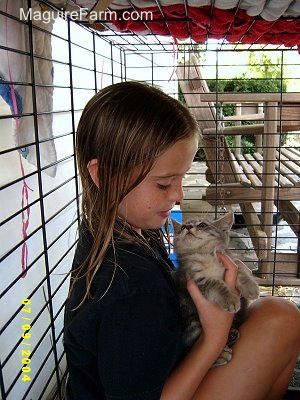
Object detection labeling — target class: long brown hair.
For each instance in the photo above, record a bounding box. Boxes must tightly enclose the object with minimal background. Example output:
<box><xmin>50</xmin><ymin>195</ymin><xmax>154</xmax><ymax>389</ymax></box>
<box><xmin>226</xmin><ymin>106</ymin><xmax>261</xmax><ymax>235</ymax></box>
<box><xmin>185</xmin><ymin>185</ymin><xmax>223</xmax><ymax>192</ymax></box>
<box><xmin>74</xmin><ymin>81</ymin><xmax>199</xmax><ymax>303</ymax></box>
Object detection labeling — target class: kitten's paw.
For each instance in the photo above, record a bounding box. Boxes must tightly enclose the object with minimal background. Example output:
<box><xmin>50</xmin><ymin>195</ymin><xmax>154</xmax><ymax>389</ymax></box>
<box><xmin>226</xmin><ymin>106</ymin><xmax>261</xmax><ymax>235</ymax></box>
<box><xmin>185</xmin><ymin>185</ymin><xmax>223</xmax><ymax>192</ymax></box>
<box><xmin>241</xmin><ymin>280</ymin><xmax>260</xmax><ymax>300</ymax></box>
<box><xmin>223</xmin><ymin>293</ymin><xmax>240</xmax><ymax>313</ymax></box>
<box><xmin>212</xmin><ymin>346</ymin><xmax>232</xmax><ymax>368</ymax></box>
<box><xmin>227</xmin><ymin>328</ymin><xmax>240</xmax><ymax>347</ymax></box>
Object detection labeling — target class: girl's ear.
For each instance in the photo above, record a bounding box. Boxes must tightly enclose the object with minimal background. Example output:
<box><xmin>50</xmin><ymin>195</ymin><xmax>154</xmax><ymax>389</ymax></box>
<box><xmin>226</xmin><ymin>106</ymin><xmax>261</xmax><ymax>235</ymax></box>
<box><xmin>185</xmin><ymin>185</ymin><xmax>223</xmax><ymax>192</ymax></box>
<box><xmin>87</xmin><ymin>159</ymin><xmax>99</xmax><ymax>187</ymax></box>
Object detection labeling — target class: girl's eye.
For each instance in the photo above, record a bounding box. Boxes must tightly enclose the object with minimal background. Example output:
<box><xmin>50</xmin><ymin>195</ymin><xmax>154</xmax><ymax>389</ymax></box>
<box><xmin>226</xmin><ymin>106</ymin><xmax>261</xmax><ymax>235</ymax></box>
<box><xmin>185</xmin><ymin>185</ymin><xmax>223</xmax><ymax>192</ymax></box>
<box><xmin>157</xmin><ymin>183</ymin><xmax>170</xmax><ymax>190</ymax></box>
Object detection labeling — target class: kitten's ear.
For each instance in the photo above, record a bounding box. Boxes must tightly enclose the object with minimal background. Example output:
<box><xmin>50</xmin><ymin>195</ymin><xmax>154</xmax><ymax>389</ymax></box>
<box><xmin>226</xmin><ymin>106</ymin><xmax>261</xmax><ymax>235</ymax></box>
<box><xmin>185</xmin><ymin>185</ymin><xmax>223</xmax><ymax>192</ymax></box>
<box><xmin>216</xmin><ymin>211</ymin><xmax>234</xmax><ymax>231</ymax></box>
<box><xmin>171</xmin><ymin>219</ymin><xmax>182</xmax><ymax>234</ymax></box>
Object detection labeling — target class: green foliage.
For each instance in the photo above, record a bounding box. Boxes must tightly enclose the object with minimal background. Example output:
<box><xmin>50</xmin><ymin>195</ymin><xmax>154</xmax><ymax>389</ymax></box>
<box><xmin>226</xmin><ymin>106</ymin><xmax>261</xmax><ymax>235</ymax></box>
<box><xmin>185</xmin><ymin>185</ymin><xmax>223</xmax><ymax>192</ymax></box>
<box><xmin>194</xmin><ymin>147</ymin><xmax>206</xmax><ymax>161</ymax></box>
<box><xmin>204</xmin><ymin>53</ymin><xmax>288</xmax><ymax>154</ymax></box>
<box><xmin>207</xmin><ymin>75</ymin><xmax>287</xmax><ymax>95</ymax></box>
<box><xmin>226</xmin><ymin>135</ymin><xmax>256</xmax><ymax>155</ymax></box>
<box><xmin>179</xmin><ymin>51</ymin><xmax>290</xmax><ymax>157</ymax></box>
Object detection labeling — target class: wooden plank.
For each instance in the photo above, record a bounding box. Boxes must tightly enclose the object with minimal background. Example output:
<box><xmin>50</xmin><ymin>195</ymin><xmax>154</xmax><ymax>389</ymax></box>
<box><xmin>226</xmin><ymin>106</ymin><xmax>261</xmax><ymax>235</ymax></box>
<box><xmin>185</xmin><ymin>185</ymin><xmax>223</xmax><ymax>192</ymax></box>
<box><xmin>239</xmin><ymin>203</ymin><xmax>268</xmax><ymax>260</ymax></box>
<box><xmin>252</xmin><ymin>151</ymin><xmax>264</xmax><ymax>164</ymax></box>
<box><xmin>229</xmin><ymin>152</ymin><xmax>252</xmax><ymax>186</ymax></box>
<box><xmin>256</xmin><ymin>277</ymin><xmax>300</xmax><ymax>285</ymax></box>
<box><xmin>274</xmin><ymin>151</ymin><xmax>299</xmax><ymax>186</ymax></box>
<box><xmin>176</xmin><ymin>59</ymin><xmax>217</xmax><ymax>131</ymax></box>
<box><xmin>256</xmin><ymin>252</ymin><xmax>299</xmax><ymax>278</ymax></box>
<box><xmin>252</xmin><ymin>152</ymin><xmax>285</xmax><ymax>188</ymax></box>
<box><xmin>183</xmin><ymin>188</ymin><xmax>206</xmax><ymax>200</ymax></box>
<box><xmin>280</xmin><ymin>103</ymin><xmax>300</xmax><ymax>130</ymax></box>
<box><xmin>276</xmin><ymin>201</ymin><xmax>300</xmax><ymax>276</ymax></box>
<box><xmin>234</xmin><ymin>104</ymin><xmax>242</xmax><ymax>155</ymax></box>
<box><xmin>281</xmin><ymin>147</ymin><xmax>300</xmax><ymax>163</ymax></box>
<box><xmin>235</xmin><ymin>154</ymin><xmax>262</xmax><ymax>187</ymax></box>
<box><xmin>203</xmin><ymin>124</ymin><xmax>265</xmax><ymax>136</ymax></box>
<box><xmin>253</xmin><ymin>152</ymin><xmax>293</xmax><ymax>187</ymax></box>
<box><xmin>200</xmin><ymin>94</ymin><xmax>300</xmax><ymax>132</ymax></box>
<box><xmin>280</xmin><ymin>148</ymin><xmax>300</xmax><ymax>176</ymax></box>
<box><xmin>260</xmin><ymin>102</ymin><xmax>278</xmax><ymax>270</ymax></box>
<box><xmin>177</xmin><ymin>79</ymin><xmax>216</xmax><ymax>130</ymax></box>
<box><xmin>200</xmin><ymin>92</ymin><xmax>300</xmax><ymax>103</ymax></box>
<box><xmin>277</xmin><ymin>153</ymin><xmax>300</xmax><ymax>185</ymax></box>
<box><xmin>240</xmin><ymin>102</ymin><xmax>262</xmax><ymax>115</ymax></box>
<box><xmin>289</xmin><ymin>147</ymin><xmax>300</xmax><ymax>157</ymax></box>
<box><xmin>180</xmin><ymin>200</ymin><xmax>234</xmax><ymax>222</ymax></box>
<box><xmin>281</xmin><ymin>153</ymin><xmax>299</xmax><ymax>179</ymax></box>
<box><xmin>190</xmin><ymin>78</ymin><xmax>205</xmax><ymax>90</ymax></box>
<box><xmin>204</xmin><ymin>183</ymin><xmax>300</xmax><ymax>203</ymax></box>
<box><xmin>277</xmin><ymin>200</ymin><xmax>300</xmax><ymax>237</ymax></box>
<box><xmin>200</xmin><ymin>136</ymin><xmax>237</xmax><ymax>184</ymax></box>
<box><xmin>224</xmin><ymin>113</ymin><xmax>264</xmax><ymax>122</ymax></box>
<box><xmin>244</xmin><ymin>153</ymin><xmax>263</xmax><ymax>179</ymax></box>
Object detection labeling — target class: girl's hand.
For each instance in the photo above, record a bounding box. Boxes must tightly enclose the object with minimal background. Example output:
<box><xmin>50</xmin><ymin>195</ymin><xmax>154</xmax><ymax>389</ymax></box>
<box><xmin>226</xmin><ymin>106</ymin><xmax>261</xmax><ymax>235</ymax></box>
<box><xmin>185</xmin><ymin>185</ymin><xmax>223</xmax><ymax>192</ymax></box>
<box><xmin>217</xmin><ymin>252</ymin><xmax>240</xmax><ymax>296</ymax></box>
<box><xmin>186</xmin><ymin>253</ymin><xmax>239</xmax><ymax>345</ymax></box>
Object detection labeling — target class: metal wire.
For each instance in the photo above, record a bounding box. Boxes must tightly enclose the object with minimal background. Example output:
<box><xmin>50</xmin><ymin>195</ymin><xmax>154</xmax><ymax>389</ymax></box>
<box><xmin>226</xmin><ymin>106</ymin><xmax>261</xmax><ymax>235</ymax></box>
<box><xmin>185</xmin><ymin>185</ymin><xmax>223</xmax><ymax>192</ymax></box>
<box><xmin>1</xmin><ymin>2</ymin><xmax>300</xmax><ymax>399</ymax></box>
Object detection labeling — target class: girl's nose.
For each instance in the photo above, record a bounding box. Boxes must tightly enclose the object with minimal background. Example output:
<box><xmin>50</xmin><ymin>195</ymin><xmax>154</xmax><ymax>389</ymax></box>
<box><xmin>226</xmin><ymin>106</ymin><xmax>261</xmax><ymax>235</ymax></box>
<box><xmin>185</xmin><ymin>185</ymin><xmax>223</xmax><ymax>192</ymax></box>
<box><xmin>170</xmin><ymin>182</ymin><xmax>184</xmax><ymax>202</ymax></box>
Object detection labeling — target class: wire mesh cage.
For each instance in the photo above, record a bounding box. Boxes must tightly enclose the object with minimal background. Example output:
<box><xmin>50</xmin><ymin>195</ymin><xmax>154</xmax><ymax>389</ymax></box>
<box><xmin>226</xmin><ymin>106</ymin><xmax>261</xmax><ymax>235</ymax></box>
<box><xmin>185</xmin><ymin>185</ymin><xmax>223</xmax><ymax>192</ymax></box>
<box><xmin>0</xmin><ymin>1</ymin><xmax>300</xmax><ymax>399</ymax></box>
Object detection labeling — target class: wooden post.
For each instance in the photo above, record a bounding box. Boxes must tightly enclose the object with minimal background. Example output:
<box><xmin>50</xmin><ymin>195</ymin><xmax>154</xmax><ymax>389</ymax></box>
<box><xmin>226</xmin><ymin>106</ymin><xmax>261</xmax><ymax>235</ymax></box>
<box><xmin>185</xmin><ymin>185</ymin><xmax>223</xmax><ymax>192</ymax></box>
<box><xmin>235</xmin><ymin>103</ymin><xmax>241</xmax><ymax>156</ymax></box>
<box><xmin>259</xmin><ymin>102</ymin><xmax>278</xmax><ymax>277</ymax></box>
<box><xmin>256</xmin><ymin>103</ymin><xmax>264</xmax><ymax>153</ymax></box>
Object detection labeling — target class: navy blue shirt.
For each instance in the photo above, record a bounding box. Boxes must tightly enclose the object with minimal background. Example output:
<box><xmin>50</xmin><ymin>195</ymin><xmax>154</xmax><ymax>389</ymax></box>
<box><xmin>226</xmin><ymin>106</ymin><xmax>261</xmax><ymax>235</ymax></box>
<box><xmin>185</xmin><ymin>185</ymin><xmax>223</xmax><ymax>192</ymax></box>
<box><xmin>63</xmin><ymin>224</ymin><xmax>185</xmax><ymax>399</ymax></box>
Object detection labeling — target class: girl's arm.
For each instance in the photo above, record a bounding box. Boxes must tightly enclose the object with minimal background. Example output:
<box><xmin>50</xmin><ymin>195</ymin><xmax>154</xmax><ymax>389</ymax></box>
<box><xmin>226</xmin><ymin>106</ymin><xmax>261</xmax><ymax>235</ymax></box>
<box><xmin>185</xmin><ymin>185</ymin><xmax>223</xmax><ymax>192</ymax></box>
<box><xmin>161</xmin><ymin>253</ymin><xmax>238</xmax><ymax>400</ymax></box>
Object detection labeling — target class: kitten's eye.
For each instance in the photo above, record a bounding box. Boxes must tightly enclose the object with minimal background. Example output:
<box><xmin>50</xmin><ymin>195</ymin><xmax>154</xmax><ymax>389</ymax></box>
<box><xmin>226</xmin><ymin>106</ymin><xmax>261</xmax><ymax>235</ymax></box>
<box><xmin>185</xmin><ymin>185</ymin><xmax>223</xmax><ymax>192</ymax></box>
<box><xmin>180</xmin><ymin>225</ymin><xmax>186</xmax><ymax>231</ymax></box>
<box><xmin>197</xmin><ymin>222</ymin><xmax>208</xmax><ymax>229</ymax></box>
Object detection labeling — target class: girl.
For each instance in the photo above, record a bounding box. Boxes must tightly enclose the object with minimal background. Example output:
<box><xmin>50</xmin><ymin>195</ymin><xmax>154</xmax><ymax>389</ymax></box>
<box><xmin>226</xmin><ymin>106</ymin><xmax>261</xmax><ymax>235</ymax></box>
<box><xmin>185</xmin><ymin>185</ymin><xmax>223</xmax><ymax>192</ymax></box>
<box><xmin>63</xmin><ymin>81</ymin><xmax>300</xmax><ymax>400</ymax></box>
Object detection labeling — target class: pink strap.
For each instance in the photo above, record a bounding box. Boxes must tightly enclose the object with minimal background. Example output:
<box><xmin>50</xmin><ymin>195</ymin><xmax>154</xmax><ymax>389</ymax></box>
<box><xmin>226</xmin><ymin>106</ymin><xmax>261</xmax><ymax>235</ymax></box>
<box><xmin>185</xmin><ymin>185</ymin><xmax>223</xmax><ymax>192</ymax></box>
<box><xmin>168</xmin><ymin>39</ymin><xmax>178</xmax><ymax>82</ymax></box>
<box><xmin>5</xmin><ymin>0</ymin><xmax>31</xmax><ymax>277</ymax></box>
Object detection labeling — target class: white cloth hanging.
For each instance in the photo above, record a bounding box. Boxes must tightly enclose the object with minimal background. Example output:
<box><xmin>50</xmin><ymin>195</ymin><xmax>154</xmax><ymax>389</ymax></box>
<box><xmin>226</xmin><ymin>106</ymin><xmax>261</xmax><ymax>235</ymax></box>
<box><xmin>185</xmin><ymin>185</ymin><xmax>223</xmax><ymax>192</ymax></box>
<box><xmin>0</xmin><ymin>0</ymin><xmax>57</xmax><ymax>177</ymax></box>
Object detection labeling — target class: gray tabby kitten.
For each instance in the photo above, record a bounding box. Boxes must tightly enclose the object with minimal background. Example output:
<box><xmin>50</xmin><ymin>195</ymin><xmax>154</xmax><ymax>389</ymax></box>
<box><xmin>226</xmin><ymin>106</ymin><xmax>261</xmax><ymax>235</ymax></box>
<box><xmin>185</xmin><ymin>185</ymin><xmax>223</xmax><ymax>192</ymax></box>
<box><xmin>172</xmin><ymin>211</ymin><xmax>260</xmax><ymax>367</ymax></box>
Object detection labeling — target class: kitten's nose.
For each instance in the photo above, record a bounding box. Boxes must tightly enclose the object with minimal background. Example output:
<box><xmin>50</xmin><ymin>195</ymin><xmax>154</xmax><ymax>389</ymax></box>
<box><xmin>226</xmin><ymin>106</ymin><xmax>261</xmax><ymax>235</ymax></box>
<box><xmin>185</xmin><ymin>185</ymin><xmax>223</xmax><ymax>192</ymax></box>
<box><xmin>182</xmin><ymin>224</ymin><xmax>193</xmax><ymax>231</ymax></box>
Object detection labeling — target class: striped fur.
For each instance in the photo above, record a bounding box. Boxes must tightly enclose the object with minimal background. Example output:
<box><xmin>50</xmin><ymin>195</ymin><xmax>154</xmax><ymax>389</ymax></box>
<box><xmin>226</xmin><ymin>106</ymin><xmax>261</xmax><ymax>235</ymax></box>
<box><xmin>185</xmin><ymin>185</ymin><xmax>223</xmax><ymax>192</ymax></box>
<box><xmin>172</xmin><ymin>212</ymin><xmax>260</xmax><ymax>366</ymax></box>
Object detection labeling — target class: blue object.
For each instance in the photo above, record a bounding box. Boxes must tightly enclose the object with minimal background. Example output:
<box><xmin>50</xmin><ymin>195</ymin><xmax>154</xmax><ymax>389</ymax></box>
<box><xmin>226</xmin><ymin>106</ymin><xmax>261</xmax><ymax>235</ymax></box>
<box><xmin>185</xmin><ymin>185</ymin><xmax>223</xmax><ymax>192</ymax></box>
<box><xmin>169</xmin><ymin>209</ymin><xmax>182</xmax><ymax>269</ymax></box>
<box><xmin>0</xmin><ymin>74</ymin><xmax>23</xmax><ymax>115</ymax></box>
